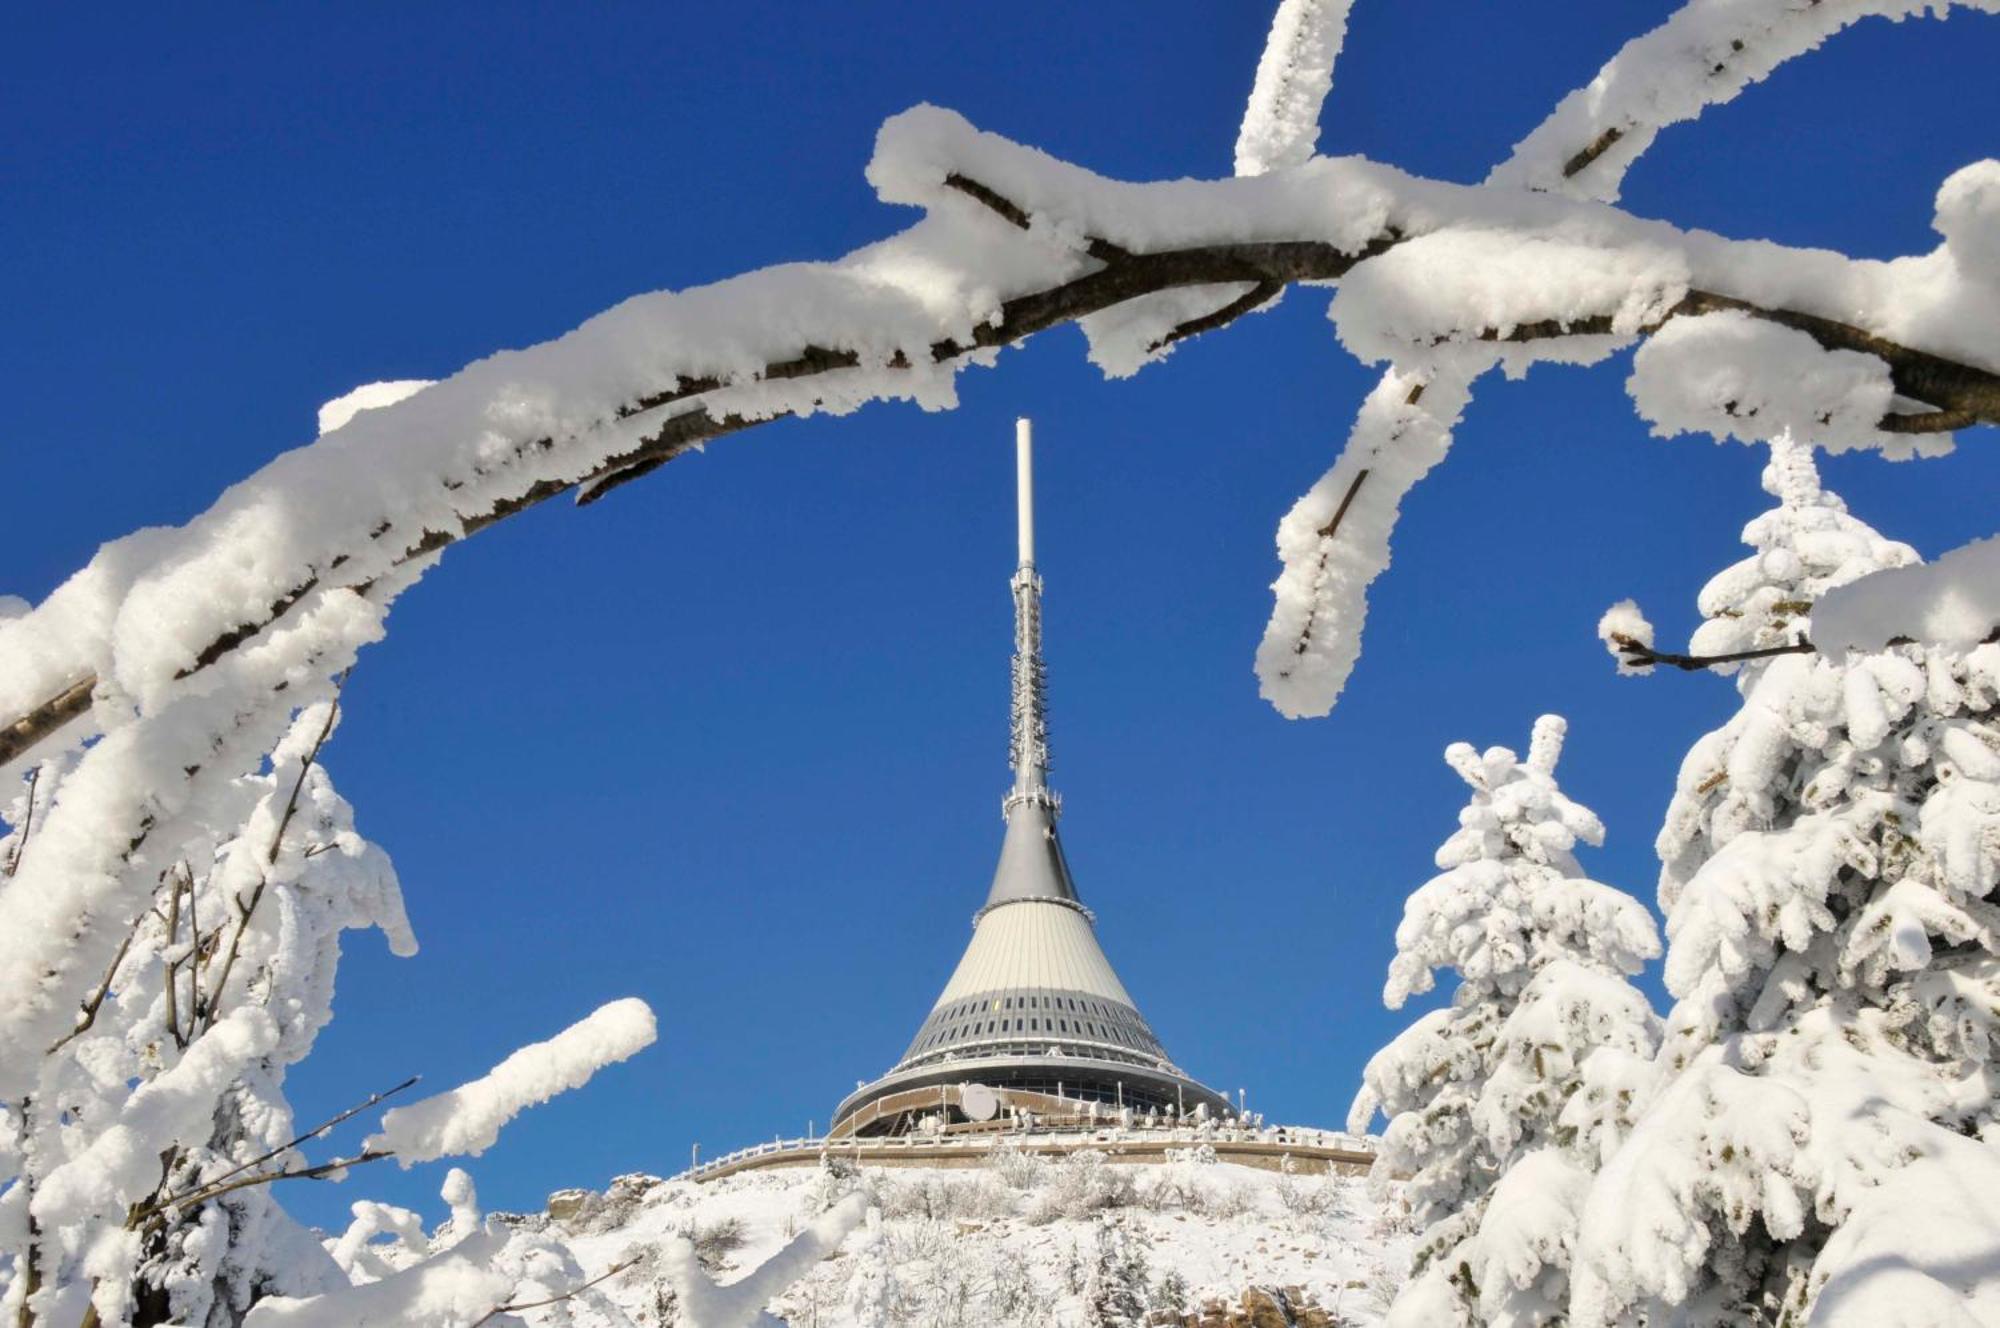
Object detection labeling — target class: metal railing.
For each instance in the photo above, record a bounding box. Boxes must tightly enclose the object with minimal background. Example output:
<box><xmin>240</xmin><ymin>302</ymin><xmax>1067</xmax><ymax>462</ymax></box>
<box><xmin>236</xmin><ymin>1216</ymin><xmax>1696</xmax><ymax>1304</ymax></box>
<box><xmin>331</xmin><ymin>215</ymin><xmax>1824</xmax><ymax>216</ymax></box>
<box><xmin>676</xmin><ymin>1121</ymin><xmax>1372</xmax><ymax>1184</ymax></box>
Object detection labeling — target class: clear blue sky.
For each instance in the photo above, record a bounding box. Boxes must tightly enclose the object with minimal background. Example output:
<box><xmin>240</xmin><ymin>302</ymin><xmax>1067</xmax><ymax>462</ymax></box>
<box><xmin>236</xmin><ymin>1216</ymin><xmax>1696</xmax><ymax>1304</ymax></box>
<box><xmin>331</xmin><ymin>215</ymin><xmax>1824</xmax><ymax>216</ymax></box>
<box><xmin>4</xmin><ymin>3</ymin><xmax>1997</xmax><ymax>1232</ymax></box>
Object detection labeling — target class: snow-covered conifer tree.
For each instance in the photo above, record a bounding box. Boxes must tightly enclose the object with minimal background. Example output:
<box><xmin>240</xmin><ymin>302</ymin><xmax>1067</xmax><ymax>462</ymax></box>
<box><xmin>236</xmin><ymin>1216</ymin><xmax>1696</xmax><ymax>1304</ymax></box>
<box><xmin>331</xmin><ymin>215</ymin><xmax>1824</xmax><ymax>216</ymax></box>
<box><xmin>1351</xmin><ymin>716</ymin><xmax>1661</xmax><ymax>1326</ymax></box>
<box><xmin>1577</xmin><ymin>434</ymin><xmax>2000</xmax><ymax>1325</ymax></box>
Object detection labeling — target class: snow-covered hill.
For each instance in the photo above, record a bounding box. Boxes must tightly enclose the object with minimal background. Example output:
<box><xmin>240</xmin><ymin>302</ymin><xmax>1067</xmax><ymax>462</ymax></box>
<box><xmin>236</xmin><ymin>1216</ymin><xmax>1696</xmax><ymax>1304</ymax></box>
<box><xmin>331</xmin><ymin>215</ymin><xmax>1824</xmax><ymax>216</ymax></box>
<box><xmin>529</xmin><ymin>1146</ymin><xmax>1408</xmax><ymax>1327</ymax></box>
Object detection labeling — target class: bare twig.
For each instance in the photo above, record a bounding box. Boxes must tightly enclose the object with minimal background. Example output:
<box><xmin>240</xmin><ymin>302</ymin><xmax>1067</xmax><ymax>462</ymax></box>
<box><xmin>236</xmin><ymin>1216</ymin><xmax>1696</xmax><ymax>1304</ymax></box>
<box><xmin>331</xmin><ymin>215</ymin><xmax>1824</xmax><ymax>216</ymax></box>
<box><xmin>183</xmin><ymin>863</ymin><xmax>199</xmax><ymax>1042</ymax></box>
<box><xmin>155</xmin><ymin>1150</ymin><xmax>394</xmax><ymax>1217</ymax></box>
<box><xmin>47</xmin><ymin>917</ymin><xmax>141</xmax><ymax>1055</ymax></box>
<box><xmin>1606</xmin><ymin>633</ymin><xmax>1816</xmax><ymax>673</ymax></box>
<box><xmin>471</xmin><ymin>1257</ymin><xmax>642</xmax><ymax>1327</ymax></box>
<box><xmin>200</xmin><ymin>673</ymin><xmax>347</xmax><ymax>1031</ymax></box>
<box><xmin>1149</xmin><ymin>278</ymin><xmax>1284</xmax><ymax>351</ymax></box>
<box><xmin>162</xmin><ymin>864</ymin><xmax>187</xmax><ymax>1050</ymax></box>
<box><xmin>160</xmin><ymin>1075</ymin><xmax>419</xmax><ymax>1211</ymax></box>
<box><xmin>4</xmin><ymin>764</ymin><xmax>38</xmax><ymax>877</ymax></box>
<box><xmin>1561</xmin><ymin>126</ymin><xmax>1624</xmax><ymax>180</ymax></box>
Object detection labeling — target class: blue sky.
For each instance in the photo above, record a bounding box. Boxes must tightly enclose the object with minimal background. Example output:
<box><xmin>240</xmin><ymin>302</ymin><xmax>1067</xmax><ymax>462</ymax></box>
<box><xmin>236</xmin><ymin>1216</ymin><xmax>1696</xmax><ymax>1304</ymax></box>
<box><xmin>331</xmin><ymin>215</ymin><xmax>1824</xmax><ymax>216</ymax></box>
<box><xmin>4</xmin><ymin>3</ymin><xmax>1997</xmax><ymax>1232</ymax></box>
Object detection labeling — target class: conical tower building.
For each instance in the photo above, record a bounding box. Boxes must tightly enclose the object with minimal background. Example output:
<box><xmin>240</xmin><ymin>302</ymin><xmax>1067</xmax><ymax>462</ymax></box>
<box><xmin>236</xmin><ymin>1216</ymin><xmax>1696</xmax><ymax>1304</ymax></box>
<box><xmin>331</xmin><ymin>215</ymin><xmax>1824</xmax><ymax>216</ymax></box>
<box><xmin>830</xmin><ymin>421</ymin><xmax>1230</xmax><ymax>1138</ymax></box>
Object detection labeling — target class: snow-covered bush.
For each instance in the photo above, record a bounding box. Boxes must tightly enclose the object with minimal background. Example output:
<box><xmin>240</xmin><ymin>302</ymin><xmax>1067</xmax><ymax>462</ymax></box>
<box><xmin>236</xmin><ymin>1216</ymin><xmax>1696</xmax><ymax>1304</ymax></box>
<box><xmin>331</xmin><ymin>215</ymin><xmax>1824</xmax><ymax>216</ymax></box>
<box><xmin>984</xmin><ymin>1141</ymin><xmax>1049</xmax><ymax>1191</ymax></box>
<box><xmin>1028</xmin><ymin>1150</ymin><xmax>1136</xmax><ymax>1225</ymax></box>
<box><xmin>871</xmin><ymin>1172</ymin><xmax>1012</xmax><ymax>1223</ymax></box>
<box><xmin>1352</xmin><ymin>716</ymin><xmax>1661</xmax><ymax>1326</ymax></box>
<box><xmin>1135</xmin><ymin>1152</ymin><xmax>1247</xmax><ymax>1219</ymax></box>
<box><xmin>1575</xmin><ymin>435</ymin><xmax>2000</xmax><ymax>1325</ymax></box>
<box><xmin>1273</xmin><ymin>1157</ymin><xmax>1349</xmax><ymax>1221</ymax></box>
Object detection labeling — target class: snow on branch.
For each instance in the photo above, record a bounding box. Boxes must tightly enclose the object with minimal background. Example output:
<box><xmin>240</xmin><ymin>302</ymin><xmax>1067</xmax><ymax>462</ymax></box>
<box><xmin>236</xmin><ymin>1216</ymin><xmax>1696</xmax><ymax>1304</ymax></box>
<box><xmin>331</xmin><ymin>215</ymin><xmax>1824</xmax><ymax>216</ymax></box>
<box><xmin>1250</xmin><ymin>2</ymin><xmax>2000</xmax><ymax>719</ymax></box>
<box><xmin>1235</xmin><ymin>0</ymin><xmax>1353</xmax><ymax>177</ymax></box>
<box><xmin>364</xmin><ymin>998</ymin><xmax>656</xmax><ymax>1164</ymax></box>
<box><xmin>1816</xmin><ymin>533</ymin><xmax>2000</xmax><ymax>654</ymax></box>
<box><xmin>0</xmin><ymin>112</ymin><xmax>1992</xmax><ymax>776</ymax></box>
<box><xmin>1494</xmin><ymin>0</ymin><xmax>2000</xmax><ymax>201</ymax></box>
<box><xmin>663</xmin><ymin>1191</ymin><xmax>869</xmax><ymax>1328</ymax></box>
<box><xmin>245</xmin><ymin>1222</ymin><xmax>518</xmax><ymax>1328</ymax></box>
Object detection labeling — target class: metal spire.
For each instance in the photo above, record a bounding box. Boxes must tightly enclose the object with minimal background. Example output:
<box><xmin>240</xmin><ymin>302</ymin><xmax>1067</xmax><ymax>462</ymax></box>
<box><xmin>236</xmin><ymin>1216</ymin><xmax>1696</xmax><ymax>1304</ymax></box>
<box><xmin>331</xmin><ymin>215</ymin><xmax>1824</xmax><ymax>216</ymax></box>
<box><xmin>1006</xmin><ymin>418</ymin><xmax>1057</xmax><ymax>817</ymax></box>
<box><xmin>825</xmin><ymin>414</ymin><xmax>1233</xmax><ymax>1139</ymax></box>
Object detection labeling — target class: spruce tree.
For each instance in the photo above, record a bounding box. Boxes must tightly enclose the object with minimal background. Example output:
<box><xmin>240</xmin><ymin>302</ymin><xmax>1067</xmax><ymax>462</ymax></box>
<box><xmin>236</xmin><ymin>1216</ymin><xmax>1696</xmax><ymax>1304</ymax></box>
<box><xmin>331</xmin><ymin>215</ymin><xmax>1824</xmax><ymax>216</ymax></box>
<box><xmin>1575</xmin><ymin>434</ymin><xmax>2000</xmax><ymax>1325</ymax></box>
<box><xmin>1352</xmin><ymin>716</ymin><xmax>1660</xmax><ymax>1326</ymax></box>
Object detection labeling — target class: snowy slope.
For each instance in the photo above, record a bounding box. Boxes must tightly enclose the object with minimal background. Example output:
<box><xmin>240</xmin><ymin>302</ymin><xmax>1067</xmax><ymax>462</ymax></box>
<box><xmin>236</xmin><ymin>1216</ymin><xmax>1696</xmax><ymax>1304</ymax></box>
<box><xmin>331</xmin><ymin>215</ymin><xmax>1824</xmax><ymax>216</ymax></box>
<box><xmin>532</xmin><ymin>1148</ymin><xmax>1408</xmax><ymax>1327</ymax></box>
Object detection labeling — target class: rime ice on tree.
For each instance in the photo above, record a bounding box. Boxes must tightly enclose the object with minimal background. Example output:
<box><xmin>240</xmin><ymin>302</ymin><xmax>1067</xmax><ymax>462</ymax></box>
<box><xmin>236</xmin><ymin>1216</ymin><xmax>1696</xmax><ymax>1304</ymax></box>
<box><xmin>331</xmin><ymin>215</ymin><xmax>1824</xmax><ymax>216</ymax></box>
<box><xmin>1351</xmin><ymin>716</ymin><xmax>1660</xmax><ymax>1327</ymax></box>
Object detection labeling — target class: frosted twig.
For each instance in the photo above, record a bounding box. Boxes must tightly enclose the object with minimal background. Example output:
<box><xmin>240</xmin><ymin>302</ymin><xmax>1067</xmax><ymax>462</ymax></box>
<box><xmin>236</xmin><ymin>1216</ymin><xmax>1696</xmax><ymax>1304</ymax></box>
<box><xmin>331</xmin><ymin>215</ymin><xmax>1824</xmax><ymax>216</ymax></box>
<box><xmin>155</xmin><ymin>1075</ymin><xmax>421</xmax><ymax>1214</ymax></box>
<box><xmin>157</xmin><ymin>1151</ymin><xmax>394</xmax><ymax>1216</ymax></box>
<box><xmin>201</xmin><ymin>674</ymin><xmax>347</xmax><ymax>1031</ymax></box>
<box><xmin>3</xmin><ymin>764</ymin><xmax>37</xmax><ymax>877</ymax></box>
<box><xmin>468</xmin><ymin>1257</ymin><xmax>642</xmax><ymax>1327</ymax></box>
<box><xmin>46</xmin><ymin>914</ymin><xmax>141</xmax><ymax>1054</ymax></box>
<box><xmin>162</xmin><ymin>864</ymin><xmax>187</xmax><ymax>1050</ymax></box>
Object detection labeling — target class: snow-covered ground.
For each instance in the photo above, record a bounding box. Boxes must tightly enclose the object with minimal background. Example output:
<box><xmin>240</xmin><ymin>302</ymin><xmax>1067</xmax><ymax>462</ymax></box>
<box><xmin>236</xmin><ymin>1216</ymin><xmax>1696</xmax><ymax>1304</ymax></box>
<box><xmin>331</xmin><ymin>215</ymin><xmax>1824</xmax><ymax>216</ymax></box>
<box><xmin>532</xmin><ymin>1145</ymin><xmax>1408</xmax><ymax>1326</ymax></box>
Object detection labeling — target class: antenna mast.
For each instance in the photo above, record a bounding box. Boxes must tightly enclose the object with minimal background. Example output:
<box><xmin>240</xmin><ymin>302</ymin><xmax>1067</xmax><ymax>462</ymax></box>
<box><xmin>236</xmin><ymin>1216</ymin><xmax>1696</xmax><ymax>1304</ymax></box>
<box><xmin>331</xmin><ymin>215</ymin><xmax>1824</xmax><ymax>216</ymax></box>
<box><xmin>1006</xmin><ymin>418</ymin><xmax>1056</xmax><ymax>816</ymax></box>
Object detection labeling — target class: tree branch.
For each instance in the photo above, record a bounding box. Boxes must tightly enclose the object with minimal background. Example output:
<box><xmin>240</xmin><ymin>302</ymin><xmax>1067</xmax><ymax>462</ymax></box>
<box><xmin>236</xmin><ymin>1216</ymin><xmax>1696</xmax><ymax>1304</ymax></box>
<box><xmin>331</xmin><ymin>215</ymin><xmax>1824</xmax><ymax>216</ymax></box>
<box><xmin>150</xmin><ymin>1075</ymin><xmax>419</xmax><ymax>1217</ymax></box>
<box><xmin>1606</xmin><ymin>633</ymin><xmax>1816</xmax><ymax>673</ymax></box>
<box><xmin>3</xmin><ymin>764</ymin><xmax>38</xmax><ymax>877</ymax></box>
<box><xmin>200</xmin><ymin>674</ymin><xmax>347</xmax><ymax>1032</ymax></box>
<box><xmin>153</xmin><ymin>1150</ymin><xmax>393</xmax><ymax>1216</ymax></box>
<box><xmin>2</xmin><ymin>169</ymin><xmax>1997</xmax><ymax>774</ymax></box>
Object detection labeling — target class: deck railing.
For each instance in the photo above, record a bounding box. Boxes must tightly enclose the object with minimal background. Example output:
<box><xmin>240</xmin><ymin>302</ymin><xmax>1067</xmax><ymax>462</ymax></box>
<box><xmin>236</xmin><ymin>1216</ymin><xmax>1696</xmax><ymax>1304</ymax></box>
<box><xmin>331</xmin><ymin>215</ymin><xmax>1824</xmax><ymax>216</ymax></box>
<box><xmin>677</xmin><ymin>1121</ymin><xmax>1372</xmax><ymax>1184</ymax></box>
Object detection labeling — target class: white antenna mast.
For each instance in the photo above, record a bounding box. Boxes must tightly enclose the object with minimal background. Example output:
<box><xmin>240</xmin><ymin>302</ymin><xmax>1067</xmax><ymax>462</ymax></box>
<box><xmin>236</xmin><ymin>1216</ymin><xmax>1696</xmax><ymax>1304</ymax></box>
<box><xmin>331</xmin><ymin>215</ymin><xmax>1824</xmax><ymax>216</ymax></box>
<box><xmin>1006</xmin><ymin>418</ymin><xmax>1055</xmax><ymax>815</ymax></box>
<box><xmin>1016</xmin><ymin>417</ymin><xmax>1036</xmax><ymax>569</ymax></box>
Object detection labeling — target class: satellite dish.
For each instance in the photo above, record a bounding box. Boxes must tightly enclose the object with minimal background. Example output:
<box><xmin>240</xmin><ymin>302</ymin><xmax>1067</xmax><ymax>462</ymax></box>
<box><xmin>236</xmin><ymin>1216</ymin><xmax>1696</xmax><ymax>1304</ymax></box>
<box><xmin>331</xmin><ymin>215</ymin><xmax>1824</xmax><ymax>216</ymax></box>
<box><xmin>960</xmin><ymin>1083</ymin><xmax>1000</xmax><ymax>1122</ymax></box>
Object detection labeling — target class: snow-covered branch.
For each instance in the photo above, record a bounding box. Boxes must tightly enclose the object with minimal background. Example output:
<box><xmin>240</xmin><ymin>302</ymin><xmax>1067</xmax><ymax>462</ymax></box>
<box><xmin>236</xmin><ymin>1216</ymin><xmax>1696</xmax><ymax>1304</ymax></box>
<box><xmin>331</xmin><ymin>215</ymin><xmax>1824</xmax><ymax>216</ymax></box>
<box><xmin>364</xmin><ymin>998</ymin><xmax>656</xmax><ymax>1164</ymax></box>
<box><xmin>1254</xmin><ymin>0</ymin><xmax>1999</xmax><ymax>719</ymax></box>
<box><xmin>3</xmin><ymin>111</ymin><xmax>1999</xmax><ymax>771</ymax></box>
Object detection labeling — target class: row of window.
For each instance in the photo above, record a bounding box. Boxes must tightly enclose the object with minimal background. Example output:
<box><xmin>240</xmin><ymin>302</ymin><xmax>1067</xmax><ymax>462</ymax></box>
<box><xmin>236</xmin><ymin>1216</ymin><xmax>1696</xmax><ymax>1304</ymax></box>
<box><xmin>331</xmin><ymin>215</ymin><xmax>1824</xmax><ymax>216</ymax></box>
<box><xmin>908</xmin><ymin>990</ymin><xmax>1157</xmax><ymax>1057</ymax></box>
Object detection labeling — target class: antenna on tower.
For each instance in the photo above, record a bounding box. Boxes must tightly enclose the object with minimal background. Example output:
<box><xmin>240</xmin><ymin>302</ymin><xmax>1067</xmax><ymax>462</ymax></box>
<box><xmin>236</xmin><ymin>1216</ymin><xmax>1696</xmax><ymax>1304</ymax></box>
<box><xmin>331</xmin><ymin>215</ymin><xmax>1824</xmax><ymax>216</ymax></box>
<box><xmin>1006</xmin><ymin>419</ymin><xmax>1056</xmax><ymax>816</ymax></box>
<box><xmin>1016</xmin><ymin>417</ymin><xmax>1036</xmax><ymax>570</ymax></box>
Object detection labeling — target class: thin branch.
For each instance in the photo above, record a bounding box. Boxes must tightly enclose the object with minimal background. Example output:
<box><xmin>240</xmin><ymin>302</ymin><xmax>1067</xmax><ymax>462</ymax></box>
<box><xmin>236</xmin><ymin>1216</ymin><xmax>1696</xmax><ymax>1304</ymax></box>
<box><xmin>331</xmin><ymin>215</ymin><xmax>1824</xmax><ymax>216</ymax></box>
<box><xmin>183</xmin><ymin>862</ymin><xmax>199</xmax><ymax>1041</ymax></box>
<box><xmin>200</xmin><ymin>673</ymin><xmax>347</xmax><ymax>1031</ymax></box>
<box><xmin>1561</xmin><ymin>126</ymin><xmax>1624</xmax><ymax>180</ymax></box>
<box><xmin>154</xmin><ymin>1150</ymin><xmax>393</xmax><ymax>1216</ymax></box>
<box><xmin>1</xmin><ymin>677</ymin><xmax>92</xmax><ymax>771</ymax></box>
<box><xmin>1474</xmin><ymin>290</ymin><xmax>2000</xmax><ymax>433</ymax></box>
<box><xmin>1149</xmin><ymin>278</ymin><xmax>1284</xmax><ymax>351</ymax></box>
<box><xmin>4</xmin><ymin>764</ymin><xmax>38</xmax><ymax>877</ymax></box>
<box><xmin>471</xmin><ymin>1258</ymin><xmax>642</xmax><ymax>1328</ymax></box>
<box><xmin>1607</xmin><ymin>633</ymin><xmax>1816</xmax><ymax>673</ymax></box>
<box><xmin>155</xmin><ymin>1075</ymin><xmax>420</xmax><ymax>1213</ymax></box>
<box><xmin>162</xmin><ymin>864</ymin><xmax>187</xmax><ymax>1051</ymax></box>
<box><xmin>47</xmin><ymin>917</ymin><xmax>140</xmax><ymax>1055</ymax></box>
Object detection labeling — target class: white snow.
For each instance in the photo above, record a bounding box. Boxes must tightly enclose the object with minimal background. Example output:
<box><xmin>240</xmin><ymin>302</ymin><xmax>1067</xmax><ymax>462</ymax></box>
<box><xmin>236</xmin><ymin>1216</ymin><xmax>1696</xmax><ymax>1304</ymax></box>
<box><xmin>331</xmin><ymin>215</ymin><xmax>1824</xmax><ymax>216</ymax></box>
<box><xmin>367</xmin><ymin>999</ymin><xmax>657</xmax><ymax>1164</ymax></box>
<box><xmin>1251</xmin><ymin>0</ymin><xmax>1996</xmax><ymax>719</ymax></box>
<box><xmin>1628</xmin><ymin>310</ymin><xmax>1925</xmax><ymax>456</ymax></box>
<box><xmin>1234</xmin><ymin>0</ymin><xmax>1353</xmax><ymax>178</ymax></box>
<box><xmin>1816</xmin><ymin>533</ymin><xmax>2000</xmax><ymax>653</ymax></box>
<box><xmin>541</xmin><ymin>1149</ymin><xmax>1407</xmax><ymax>1328</ymax></box>
<box><xmin>1492</xmin><ymin>0</ymin><xmax>2000</xmax><ymax>203</ymax></box>
<box><xmin>317</xmin><ymin>380</ymin><xmax>436</xmax><ymax>437</ymax></box>
<box><xmin>1597</xmin><ymin>599</ymin><xmax>1656</xmax><ymax>675</ymax></box>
